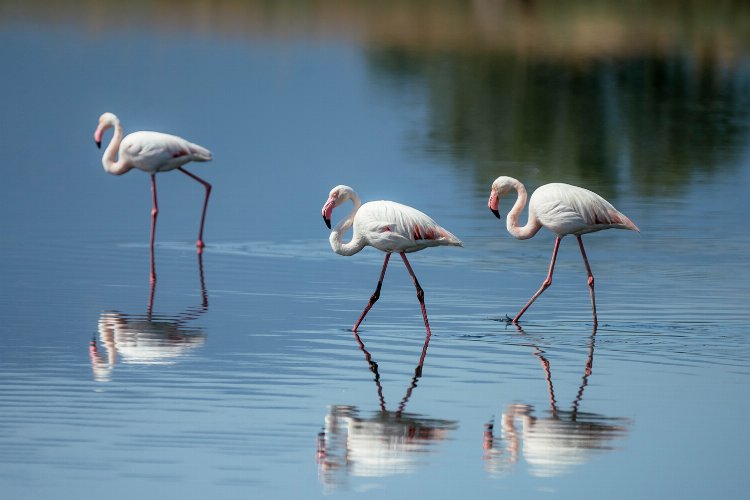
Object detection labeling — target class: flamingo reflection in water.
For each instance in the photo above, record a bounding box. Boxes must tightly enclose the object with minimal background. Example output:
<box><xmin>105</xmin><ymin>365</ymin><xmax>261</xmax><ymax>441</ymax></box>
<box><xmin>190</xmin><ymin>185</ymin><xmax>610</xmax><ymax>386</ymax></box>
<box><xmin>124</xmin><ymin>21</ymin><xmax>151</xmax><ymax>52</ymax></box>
<box><xmin>89</xmin><ymin>253</ymin><xmax>209</xmax><ymax>382</ymax></box>
<box><xmin>317</xmin><ymin>331</ymin><xmax>457</xmax><ymax>490</ymax></box>
<box><xmin>483</xmin><ymin>325</ymin><xmax>631</xmax><ymax>478</ymax></box>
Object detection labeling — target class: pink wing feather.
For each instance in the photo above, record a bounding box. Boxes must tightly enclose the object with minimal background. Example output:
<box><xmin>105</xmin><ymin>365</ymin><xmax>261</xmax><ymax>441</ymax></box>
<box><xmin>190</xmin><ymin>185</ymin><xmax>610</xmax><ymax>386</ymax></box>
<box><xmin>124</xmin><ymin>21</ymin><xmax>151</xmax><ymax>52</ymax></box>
<box><xmin>355</xmin><ymin>201</ymin><xmax>462</xmax><ymax>253</ymax></box>
<box><xmin>532</xmin><ymin>183</ymin><xmax>639</xmax><ymax>235</ymax></box>
<box><xmin>121</xmin><ymin>131</ymin><xmax>212</xmax><ymax>174</ymax></box>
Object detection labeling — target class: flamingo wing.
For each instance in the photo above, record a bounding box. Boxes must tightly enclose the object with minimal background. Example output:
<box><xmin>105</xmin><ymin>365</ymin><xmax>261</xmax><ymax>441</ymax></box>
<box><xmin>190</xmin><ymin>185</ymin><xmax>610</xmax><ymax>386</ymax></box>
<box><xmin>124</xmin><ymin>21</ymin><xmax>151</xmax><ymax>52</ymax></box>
<box><xmin>121</xmin><ymin>131</ymin><xmax>211</xmax><ymax>173</ymax></box>
<box><xmin>532</xmin><ymin>183</ymin><xmax>638</xmax><ymax>235</ymax></box>
<box><xmin>357</xmin><ymin>201</ymin><xmax>462</xmax><ymax>252</ymax></box>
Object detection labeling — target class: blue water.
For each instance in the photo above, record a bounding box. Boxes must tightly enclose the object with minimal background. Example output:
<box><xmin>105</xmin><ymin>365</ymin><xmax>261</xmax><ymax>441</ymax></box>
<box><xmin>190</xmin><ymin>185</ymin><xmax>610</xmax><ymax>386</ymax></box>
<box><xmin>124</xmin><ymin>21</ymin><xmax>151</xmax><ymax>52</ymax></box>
<box><xmin>1</xmin><ymin>2</ymin><xmax>750</xmax><ymax>499</ymax></box>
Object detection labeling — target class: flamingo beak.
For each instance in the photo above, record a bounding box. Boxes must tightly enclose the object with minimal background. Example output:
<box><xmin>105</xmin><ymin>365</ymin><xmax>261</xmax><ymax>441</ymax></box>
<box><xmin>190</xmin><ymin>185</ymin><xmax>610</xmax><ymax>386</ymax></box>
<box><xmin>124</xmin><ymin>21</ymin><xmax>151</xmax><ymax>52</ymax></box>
<box><xmin>488</xmin><ymin>191</ymin><xmax>501</xmax><ymax>219</ymax></box>
<box><xmin>322</xmin><ymin>196</ymin><xmax>336</xmax><ymax>229</ymax></box>
<box><xmin>94</xmin><ymin>127</ymin><xmax>103</xmax><ymax>149</ymax></box>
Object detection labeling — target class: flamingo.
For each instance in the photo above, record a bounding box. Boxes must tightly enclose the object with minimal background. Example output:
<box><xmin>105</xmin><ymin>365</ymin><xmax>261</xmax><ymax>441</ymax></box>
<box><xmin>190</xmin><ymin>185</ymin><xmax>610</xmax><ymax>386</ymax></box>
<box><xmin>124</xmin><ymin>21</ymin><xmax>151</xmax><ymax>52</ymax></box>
<box><xmin>488</xmin><ymin>176</ymin><xmax>639</xmax><ymax>325</ymax></box>
<box><xmin>93</xmin><ymin>112</ymin><xmax>213</xmax><ymax>254</ymax></box>
<box><xmin>322</xmin><ymin>185</ymin><xmax>462</xmax><ymax>333</ymax></box>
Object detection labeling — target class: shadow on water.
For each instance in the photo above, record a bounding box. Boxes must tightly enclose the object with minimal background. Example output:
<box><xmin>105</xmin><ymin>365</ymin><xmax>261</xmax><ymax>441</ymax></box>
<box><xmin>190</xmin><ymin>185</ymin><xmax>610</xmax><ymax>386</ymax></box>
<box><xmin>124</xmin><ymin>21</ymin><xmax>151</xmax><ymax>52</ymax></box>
<box><xmin>89</xmin><ymin>253</ymin><xmax>209</xmax><ymax>382</ymax></box>
<box><xmin>316</xmin><ymin>330</ymin><xmax>458</xmax><ymax>491</ymax></box>
<box><xmin>483</xmin><ymin>324</ymin><xmax>631</xmax><ymax>478</ymax></box>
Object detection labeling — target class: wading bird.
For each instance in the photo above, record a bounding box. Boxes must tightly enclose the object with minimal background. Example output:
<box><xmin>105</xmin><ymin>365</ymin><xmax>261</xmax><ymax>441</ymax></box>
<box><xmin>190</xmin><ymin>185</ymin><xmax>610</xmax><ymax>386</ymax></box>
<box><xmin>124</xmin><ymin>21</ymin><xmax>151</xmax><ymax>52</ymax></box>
<box><xmin>322</xmin><ymin>185</ymin><xmax>462</xmax><ymax>333</ymax></box>
<box><xmin>94</xmin><ymin>112</ymin><xmax>213</xmax><ymax>253</ymax></box>
<box><xmin>488</xmin><ymin>176</ymin><xmax>639</xmax><ymax>325</ymax></box>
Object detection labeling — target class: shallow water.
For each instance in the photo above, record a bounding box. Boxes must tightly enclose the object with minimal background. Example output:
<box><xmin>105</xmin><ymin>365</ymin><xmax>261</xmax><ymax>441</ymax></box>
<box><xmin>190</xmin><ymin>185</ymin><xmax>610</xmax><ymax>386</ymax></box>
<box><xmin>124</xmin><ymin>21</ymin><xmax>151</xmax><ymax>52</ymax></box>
<box><xmin>1</xmin><ymin>1</ymin><xmax>750</xmax><ymax>499</ymax></box>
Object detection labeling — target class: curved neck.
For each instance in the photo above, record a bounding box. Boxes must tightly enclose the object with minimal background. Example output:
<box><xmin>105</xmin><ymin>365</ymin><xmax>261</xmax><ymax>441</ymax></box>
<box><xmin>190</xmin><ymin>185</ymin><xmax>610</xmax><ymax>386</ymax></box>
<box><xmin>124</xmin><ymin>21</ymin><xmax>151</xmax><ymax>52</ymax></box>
<box><xmin>506</xmin><ymin>180</ymin><xmax>542</xmax><ymax>240</ymax></box>
<box><xmin>102</xmin><ymin>121</ymin><xmax>132</xmax><ymax>175</ymax></box>
<box><xmin>329</xmin><ymin>193</ymin><xmax>366</xmax><ymax>256</ymax></box>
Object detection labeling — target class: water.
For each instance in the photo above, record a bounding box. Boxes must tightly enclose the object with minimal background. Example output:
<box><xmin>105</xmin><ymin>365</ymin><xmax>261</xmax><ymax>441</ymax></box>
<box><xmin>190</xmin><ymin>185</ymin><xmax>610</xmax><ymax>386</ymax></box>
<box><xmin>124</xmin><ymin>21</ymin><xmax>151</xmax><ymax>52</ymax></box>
<box><xmin>1</xmin><ymin>1</ymin><xmax>750</xmax><ymax>498</ymax></box>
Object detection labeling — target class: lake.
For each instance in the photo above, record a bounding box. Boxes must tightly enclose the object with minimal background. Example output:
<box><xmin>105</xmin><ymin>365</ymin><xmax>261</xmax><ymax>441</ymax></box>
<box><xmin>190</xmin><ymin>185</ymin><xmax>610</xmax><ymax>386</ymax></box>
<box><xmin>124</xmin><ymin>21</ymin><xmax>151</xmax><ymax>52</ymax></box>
<box><xmin>1</xmin><ymin>1</ymin><xmax>749</xmax><ymax>499</ymax></box>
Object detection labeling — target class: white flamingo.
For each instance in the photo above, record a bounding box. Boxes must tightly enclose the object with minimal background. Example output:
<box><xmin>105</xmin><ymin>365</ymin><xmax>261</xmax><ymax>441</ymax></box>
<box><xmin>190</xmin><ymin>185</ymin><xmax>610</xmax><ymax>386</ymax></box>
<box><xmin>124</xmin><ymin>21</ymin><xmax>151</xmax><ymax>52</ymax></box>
<box><xmin>488</xmin><ymin>176</ymin><xmax>639</xmax><ymax>324</ymax></box>
<box><xmin>322</xmin><ymin>185</ymin><xmax>462</xmax><ymax>333</ymax></box>
<box><xmin>94</xmin><ymin>112</ymin><xmax>213</xmax><ymax>253</ymax></box>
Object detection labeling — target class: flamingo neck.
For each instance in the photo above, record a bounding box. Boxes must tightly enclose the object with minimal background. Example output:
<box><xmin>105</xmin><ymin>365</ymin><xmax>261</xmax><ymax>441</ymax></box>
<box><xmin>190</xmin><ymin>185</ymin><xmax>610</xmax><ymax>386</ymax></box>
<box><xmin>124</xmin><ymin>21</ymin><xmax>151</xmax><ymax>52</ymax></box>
<box><xmin>329</xmin><ymin>193</ymin><xmax>366</xmax><ymax>256</ymax></box>
<box><xmin>102</xmin><ymin>120</ymin><xmax>132</xmax><ymax>175</ymax></box>
<box><xmin>506</xmin><ymin>179</ymin><xmax>542</xmax><ymax>240</ymax></box>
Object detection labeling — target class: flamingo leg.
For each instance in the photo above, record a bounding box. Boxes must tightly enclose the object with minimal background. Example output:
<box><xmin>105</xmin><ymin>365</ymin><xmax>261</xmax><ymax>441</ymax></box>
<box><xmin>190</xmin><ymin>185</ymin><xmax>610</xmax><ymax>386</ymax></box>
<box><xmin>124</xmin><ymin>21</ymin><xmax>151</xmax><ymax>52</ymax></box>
<box><xmin>197</xmin><ymin>251</ymin><xmax>208</xmax><ymax>310</ymax></box>
<box><xmin>352</xmin><ymin>253</ymin><xmax>391</xmax><ymax>332</ymax></box>
<box><xmin>147</xmin><ymin>271</ymin><xmax>156</xmax><ymax>321</ymax></box>
<box><xmin>149</xmin><ymin>175</ymin><xmax>158</xmax><ymax>283</ymax></box>
<box><xmin>513</xmin><ymin>236</ymin><xmax>562</xmax><ymax>324</ymax></box>
<box><xmin>400</xmin><ymin>252</ymin><xmax>432</xmax><ymax>336</ymax></box>
<box><xmin>177</xmin><ymin>167</ymin><xmax>212</xmax><ymax>253</ymax></box>
<box><xmin>576</xmin><ymin>235</ymin><xmax>598</xmax><ymax>326</ymax></box>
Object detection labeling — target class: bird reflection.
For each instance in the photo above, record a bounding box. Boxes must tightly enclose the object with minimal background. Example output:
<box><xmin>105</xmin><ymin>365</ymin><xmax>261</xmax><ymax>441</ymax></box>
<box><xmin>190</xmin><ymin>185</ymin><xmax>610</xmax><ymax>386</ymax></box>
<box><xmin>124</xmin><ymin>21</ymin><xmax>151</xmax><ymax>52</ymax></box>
<box><xmin>89</xmin><ymin>253</ymin><xmax>208</xmax><ymax>382</ymax></box>
<box><xmin>317</xmin><ymin>331</ymin><xmax>458</xmax><ymax>490</ymax></box>
<box><xmin>483</xmin><ymin>325</ymin><xmax>630</xmax><ymax>478</ymax></box>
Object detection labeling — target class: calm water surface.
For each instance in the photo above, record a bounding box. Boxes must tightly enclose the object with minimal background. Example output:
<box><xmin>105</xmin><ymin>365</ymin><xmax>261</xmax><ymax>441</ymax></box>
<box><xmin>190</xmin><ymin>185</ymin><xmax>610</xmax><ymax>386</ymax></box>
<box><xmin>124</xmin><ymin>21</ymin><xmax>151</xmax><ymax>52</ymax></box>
<box><xmin>1</xmin><ymin>2</ymin><xmax>750</xmax><ymax>499</ymax></box>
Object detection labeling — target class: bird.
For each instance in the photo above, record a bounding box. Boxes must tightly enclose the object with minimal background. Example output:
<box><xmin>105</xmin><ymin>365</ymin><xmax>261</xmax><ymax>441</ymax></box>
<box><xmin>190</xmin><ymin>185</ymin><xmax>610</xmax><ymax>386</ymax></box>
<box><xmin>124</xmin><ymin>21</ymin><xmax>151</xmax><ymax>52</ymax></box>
<box><xmin>93</xmin><ymin>112</ymin><xmax>213</xmax><ymax>255</ymax></box>
<box><xmin>488</xmin><ymin>176</ymin><xmax>639</xmax><ymax>325</ymax></box>
<box><xmin>322</xmin><ymin>185</ymin><xmax>462</xmax><ymax>334</ymax></box>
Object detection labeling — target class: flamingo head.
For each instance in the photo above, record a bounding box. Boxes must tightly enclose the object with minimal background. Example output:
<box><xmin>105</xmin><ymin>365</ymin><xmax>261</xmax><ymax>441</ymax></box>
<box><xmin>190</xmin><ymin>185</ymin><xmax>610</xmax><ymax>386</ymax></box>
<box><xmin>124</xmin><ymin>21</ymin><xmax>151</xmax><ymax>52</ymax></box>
<box><xmin>322</xmin><ymin>185</ymin><xmax>355</xmax><ymax>229</ymax></box>
<box><xmin>488</xmin><ymin>176</ymin><xmax>516</xmax><ymax>219</ymax></box>
<box><xmin>94</xmin><ymin>112</ymin><xmax>119</xmax><ymax>149</ymax></box>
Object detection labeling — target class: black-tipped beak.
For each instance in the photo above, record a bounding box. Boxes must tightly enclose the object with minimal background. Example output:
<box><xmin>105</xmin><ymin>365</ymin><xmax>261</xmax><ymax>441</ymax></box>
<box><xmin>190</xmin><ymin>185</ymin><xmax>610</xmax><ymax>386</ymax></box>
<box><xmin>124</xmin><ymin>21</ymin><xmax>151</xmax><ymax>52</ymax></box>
<box><xmin>95</xmin><ymin>140</ymin><xmax>101</xmax><ymax>149</ymax></box>
<box><xmin>323</xmin><ymin>216</ymin><xmax>331</xmax><ymax>229</ymax></box>
<box><xmin>491</xmin><ymin>208</ymin><xmax>501</xmax><ymax>219</ymax></box>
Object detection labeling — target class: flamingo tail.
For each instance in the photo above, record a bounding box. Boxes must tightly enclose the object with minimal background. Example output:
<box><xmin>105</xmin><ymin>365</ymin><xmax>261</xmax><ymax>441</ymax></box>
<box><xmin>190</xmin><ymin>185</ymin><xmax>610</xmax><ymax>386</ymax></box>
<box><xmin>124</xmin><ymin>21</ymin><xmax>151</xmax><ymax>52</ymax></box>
<box><xmin>188</xmin><ymin>142</ymin><xmax>213</xmax><ymax>162</ymax></box>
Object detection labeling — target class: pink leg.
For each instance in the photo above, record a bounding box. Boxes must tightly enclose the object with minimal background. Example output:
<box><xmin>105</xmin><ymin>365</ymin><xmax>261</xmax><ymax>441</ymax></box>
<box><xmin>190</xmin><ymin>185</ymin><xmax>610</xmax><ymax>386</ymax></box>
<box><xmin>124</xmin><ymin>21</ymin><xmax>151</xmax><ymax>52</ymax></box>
<box><xmin>178</xmin><ymin>167</ymin><xmax>212</xmax><ymax>253</ymax></box>
<box><xmin>400</xmin><ymin>252</ymin><xmax>432</xmax><ymax>336</ymax></box>
<box><xmin>576</xmin><ymin>236</ymin><xmax>598</xmax><ymax>326</ymax></box>
<box><xmin>353</xmin><ymin>253</ymin><xmax>391</xmax><ymax>332</ymax></box>
<box><xmin>414</xmin><ymin>326</ymin><xmax>432</xmax><ymax>377</ymax></box>
<box><xmin>147</xmin><ymin>273</ymin><xmax>156</xmax><ymax>321</ymax></box>
<box><xmin>513</xmin><ymin>236</ymin><xmax>562</xmax><ymax>324</ymax></box>
<box><xmin>149</xmin><ymin>175</ymin><xmax>158</xmax><ymax>283</ymax></box>
<box><xmin>149</xmin><ymin>246</ymin><xmax>157</xmax><ymax>285</ymax></box>
<box><xmin>197</xmin><ymin>251</ymin><xmax>208</xmax><ymax>309</ymax></box>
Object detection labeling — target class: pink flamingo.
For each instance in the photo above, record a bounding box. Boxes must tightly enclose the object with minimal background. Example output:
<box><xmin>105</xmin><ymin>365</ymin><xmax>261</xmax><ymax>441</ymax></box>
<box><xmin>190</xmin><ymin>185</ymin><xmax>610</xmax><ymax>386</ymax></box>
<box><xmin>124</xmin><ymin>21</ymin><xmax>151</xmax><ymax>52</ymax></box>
<box><xmin>94</xmin><ymin>112</ymin><xmax>213</xmax><ymax>254</ymax></box>
<box><xmin>488</xmin><ymin>176</ymin><xmax>639</xmax><ymax>325</ymax></box>
<box><xmin>322</xmin><ymin>185</ymin><xmax>462</xmax><ymax>333</ymax></box>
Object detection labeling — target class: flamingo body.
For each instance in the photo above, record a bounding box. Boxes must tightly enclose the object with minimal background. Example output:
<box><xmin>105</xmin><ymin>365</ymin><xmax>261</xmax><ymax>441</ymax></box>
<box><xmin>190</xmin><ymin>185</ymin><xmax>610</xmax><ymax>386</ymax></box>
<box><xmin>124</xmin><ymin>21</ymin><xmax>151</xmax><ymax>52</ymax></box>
<box><xmin>93</xmin><ymin>112</ymin><xmax>213</xmax><ymax>253</ymax></box>
<box><xmin>114</xmin><ymin>130</ymin><xmax>212</xmax><ymax>175</ymax></box>
<box><xmin>488</xmin><ymin>176</ymin><xmax>638</xmax><ymax>324</ymax></box>
<box><xmin>349</xmin><ymin>200</ymin><xmax>462</xmax><ymax>254</ymax></box>
<box><xmin>528</xmin><ymin>183</ymin><xmax>638</xmax><ymax>236</ymax></box>
<box><xmin>322</xmin><ymin>185</ymin><xmax>461</xmax><ymax>332</ymax></box>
